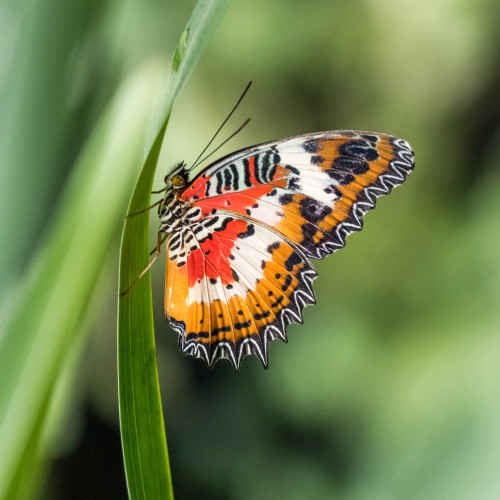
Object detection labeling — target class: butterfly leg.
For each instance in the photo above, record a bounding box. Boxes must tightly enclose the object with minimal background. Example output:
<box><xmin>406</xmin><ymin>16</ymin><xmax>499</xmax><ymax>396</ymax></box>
<box><xmin>139</xmin><ymin>232</ymin><xmax>163</xmax><ymax>279</ymax></box>
<box><xmin>125</xmin><ymin>199</ymin><xmax>163</xmax><ymax>218</ymax></box>
<box><xmin>119</xmin><ymin>232</ymin><xmax>164</xmax><ymax>297</ymax></box>
<box><xmin>151</xmin><ymin>186</ymin><xmax>168</xmax><ymax>194</ymax></box>
<box><xmin>150</xmin><ymin>234</ymin><xmax>167</xmax><ymax>256</ymax></box>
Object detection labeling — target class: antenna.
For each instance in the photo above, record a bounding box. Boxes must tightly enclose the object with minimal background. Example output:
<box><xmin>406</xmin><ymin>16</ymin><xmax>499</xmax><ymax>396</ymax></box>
<box><xmin>191</xmin><ymin>118</ymin><xmax>251</xmax><ymax>170</ymax></box>
<box><xmin>189</xmin><ymin>81</ymin><xmax>252</xmax><ymax>171</ymax></box>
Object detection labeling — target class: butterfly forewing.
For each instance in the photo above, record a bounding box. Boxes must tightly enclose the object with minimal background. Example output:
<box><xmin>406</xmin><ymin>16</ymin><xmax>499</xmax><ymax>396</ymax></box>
<box><xmin>165</xmin><ymin>130</ymin><xmax>414</xmax><ymax>368</ymax></box>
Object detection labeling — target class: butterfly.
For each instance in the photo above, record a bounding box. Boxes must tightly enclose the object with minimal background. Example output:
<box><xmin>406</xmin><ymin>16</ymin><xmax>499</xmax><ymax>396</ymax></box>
<box><xmin>152</xmin><ymin>129</ymin><xmax>414</xmax><ymax>369</ymax></box>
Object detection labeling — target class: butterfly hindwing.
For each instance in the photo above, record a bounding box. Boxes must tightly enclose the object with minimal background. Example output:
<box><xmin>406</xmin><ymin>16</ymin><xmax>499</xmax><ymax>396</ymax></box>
<box><xmin>165</xmin><ymin>211</ymin><xmax>316</xmax><ymax>368</ymax></box>
<box><xmin>166</xmin><ymin>130</ymin><xmax>414</xmax><ymax>368</ymax></box>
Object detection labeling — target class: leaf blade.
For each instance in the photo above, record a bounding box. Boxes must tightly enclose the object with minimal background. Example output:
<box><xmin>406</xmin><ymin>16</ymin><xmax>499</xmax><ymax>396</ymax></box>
<box><xmin>117</xmin><ymin>1</ymin><xmax>233</xmax><ymax>498</ymax></box>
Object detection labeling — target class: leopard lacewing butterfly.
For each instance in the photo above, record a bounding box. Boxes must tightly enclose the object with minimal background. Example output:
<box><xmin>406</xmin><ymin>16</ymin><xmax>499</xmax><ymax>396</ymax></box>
<box><xmin>121</xmin><ymin>84</ymin><xmax>415</xmax><ymax>368</ymax></box>
<box><xmin>155</xmin><ymin>128</ymin><xmax>414</xmax><ymax>369</ymax></box>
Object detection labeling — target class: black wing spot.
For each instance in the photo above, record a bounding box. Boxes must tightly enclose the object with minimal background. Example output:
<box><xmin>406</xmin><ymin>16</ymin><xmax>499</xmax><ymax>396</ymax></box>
<box><xmin>268</xmin><ymin>163</ymin><xmax>277</xmax><ymax>181</ymax></box>
<box><xmin>254</xmin><ymin>310</ymin><xmax>271</xmax><ymax>320</ymax></box>
<box><xmin>300</xmin><ymin>197</ymin><xmax>332</xmax><ymax>224</ymax></box>
<box><xmin>204</xmin><ymin>217</ymin><xmax>219</xmax><ymax>228</ymax></box>
<box><xmin>215</xmin><ymin>171</ymin><xmax>224</xmax><ymax>194</ymax></box>
<box><xmin>223</xmin><ymin>168</ymin><xmax>232</xmax><ymax>190</ymax></box>
<box><xmin>271</xmin><ymin>295</ymin><xmax>284</xmax><ymax>308</ymax></box>
<box><xmin>279</xmin><ymin>193</ymin><xmax>294</xmax><ymax>205</ymax></box>
<box><xmin>214</xmin><ymin>217</ymin><xmax>232</xmax><ymax>233</ymax></box>
<box><xmin>211</xmin><ymin>325</ymin><xmax>231</xmax><ymax>336</ymax></box>
<box><xmin>311</xmin><ymin>155</ymin><xmax>324</xmax><ymax>165</ymax></box>
<box><xmin>332</xmin><ymin>156</ymin><xmax>369</xmax><ymax>174</ymax></box>
<box><xmin>266</xmin><ymin>242</ymin><xmax>280</xmax><ymax>254</ymax></box>
<box><xmin>300</xmin><ymin>222</ymin><xmax>318</xmax><ymax>252</ymax></box>
<box><xmin>288</xmin><ymin>177</ymin><xmax>301</xmax><ymax>191</ymax></box>
<box><xmin>243</xmin><ymin>158</ymin><xmax>252</xmax><ymax>187</ymax></box>
<box><xmin>169</xmin><ymin>240</ymin><xmax>181</xmax><ymax>251</ymax></box>
<box><xmin>282</xmin><ymin>274</ymin><xmax>293</xmax><ymax>291</ymax></box>
<box><xmin>198</xmin><ymin>232</ymin><xmax>213</xmax><ymax>243</ymax></box>
<box><xmin>325</xmin><ymin>168</ymin><xmax>355</xmax><ymax>186</ymax></box>
<box><xmin>237</xmin><ymin>224</ymin><xmax>255</xmax><ymax>239</ymax></box>
<box><xmin>303</xmin><ymin>139</ymin><xmax>320</xmax><ymax>153</ymax></box>
<box><xmin>339</xmin><ymin>140</ymin><xmax>379</xmax><ymax>161</ymax></box>
<box><xmin>284</xmin><ymin>251</ymin><xmax>302</xmax><ymax>271</ymax></box>
<box><xmin>324</xmin><ymin>185</ymin><xmax>342</xmax><ymax>197</ymax></box>
<box><xmin>234</xmin><ymin>320</ymin><xmax>252</xmax><ymax>330</ymax></box>
<box><xmin>229</xmin><ymin>163</ymin><xmax>239</xmax><ymax>190</ymax></box>
<box><xmin>186</xmin><ymin>331</ymin><xmax>209</xmax><ymax>341</ymax></box>
<box><xmin>210</xmin><ymin>278</ymin><xmax>217</xmax><ymax>285</ymax></box>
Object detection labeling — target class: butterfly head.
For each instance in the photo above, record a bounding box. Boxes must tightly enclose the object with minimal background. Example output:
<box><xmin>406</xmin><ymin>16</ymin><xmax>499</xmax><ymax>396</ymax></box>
<box><xmin>164</xmin><ymin>161</ymin><xmax>188</xmax><ymax>190</ymax></box>
<box><xmin>158</xmin><ymin>162</ymin><xmax>188</xmax><ymax>217</ymax></box>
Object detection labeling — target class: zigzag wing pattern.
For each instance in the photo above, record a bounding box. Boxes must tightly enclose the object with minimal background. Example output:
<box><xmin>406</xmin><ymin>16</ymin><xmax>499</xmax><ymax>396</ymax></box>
<box><xmin>166</xmin><ymin>131</ymin><xmax>414</xmax><ymax>368</ymax></box>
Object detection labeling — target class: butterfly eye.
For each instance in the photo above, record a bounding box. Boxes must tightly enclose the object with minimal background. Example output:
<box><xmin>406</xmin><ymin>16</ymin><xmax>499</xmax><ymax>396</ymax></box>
<box><xmin>171</xmin><ymin>174</ymin><xmax>186</xmax><ymax>188</ymax></box>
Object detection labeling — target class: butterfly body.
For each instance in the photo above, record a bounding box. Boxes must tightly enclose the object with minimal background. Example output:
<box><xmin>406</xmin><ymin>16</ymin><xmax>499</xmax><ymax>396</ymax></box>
<box><xmin>159</xmin><ymin>131</ymin><xmax>414</xmax><ymax>369</ymax></box>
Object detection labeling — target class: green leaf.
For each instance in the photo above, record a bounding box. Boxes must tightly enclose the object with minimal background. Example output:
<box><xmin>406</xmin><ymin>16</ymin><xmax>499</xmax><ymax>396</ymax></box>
<box><xmin>0</xmin><ymin>63</ymin><xmax>165</xmax><ymax>499</ymax></box>
<box><xmin>117</xmin><ymin>0</ymin><xmax>233</xmax><ymax>499</ymax></box>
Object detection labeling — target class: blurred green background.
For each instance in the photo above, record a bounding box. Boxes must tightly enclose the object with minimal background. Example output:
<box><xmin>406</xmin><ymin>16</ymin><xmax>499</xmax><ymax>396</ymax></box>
<box><xmin>1</xmin><ymin>0</ymin><xmax>499</xmax><ymax>498</ymax></box>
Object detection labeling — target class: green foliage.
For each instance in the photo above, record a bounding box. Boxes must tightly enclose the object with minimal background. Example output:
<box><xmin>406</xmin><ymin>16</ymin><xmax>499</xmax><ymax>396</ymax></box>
<box><xmin>0</xmin><ymin>65</ymin><xmax>165</xmax><ymax>498</ymax></box>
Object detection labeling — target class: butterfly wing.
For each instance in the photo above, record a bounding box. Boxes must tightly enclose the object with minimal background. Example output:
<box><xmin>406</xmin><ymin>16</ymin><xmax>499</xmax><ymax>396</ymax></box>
<box><xmin>166</xmin><ymin>131</ymin><xmax>414</xmax><ymax>368</ymax></box>
<box><xmin>165</xmin><ymin>212</ymin><xmax>316</xmax><ymax>368</ymax></box>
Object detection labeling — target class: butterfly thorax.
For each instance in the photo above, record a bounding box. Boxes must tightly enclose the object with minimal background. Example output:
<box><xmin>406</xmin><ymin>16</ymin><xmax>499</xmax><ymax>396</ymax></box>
<box><xmin>157</xmin><ymin>162</ymin><xmax>201</xmax><ymax>235</ymax></box>
<box><xmin>158</xmin><ymin>195</ymin><xmax>202</xmax><ymax>235</ymax></box>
